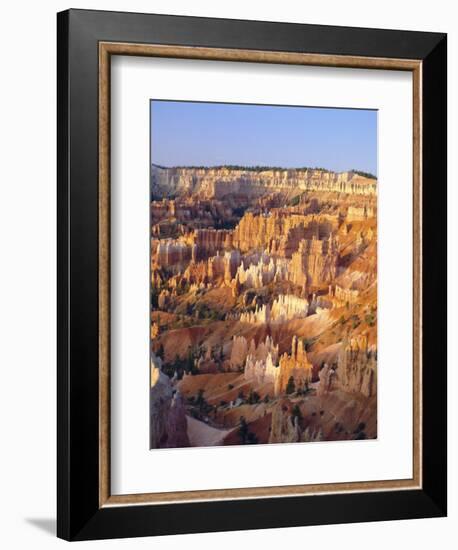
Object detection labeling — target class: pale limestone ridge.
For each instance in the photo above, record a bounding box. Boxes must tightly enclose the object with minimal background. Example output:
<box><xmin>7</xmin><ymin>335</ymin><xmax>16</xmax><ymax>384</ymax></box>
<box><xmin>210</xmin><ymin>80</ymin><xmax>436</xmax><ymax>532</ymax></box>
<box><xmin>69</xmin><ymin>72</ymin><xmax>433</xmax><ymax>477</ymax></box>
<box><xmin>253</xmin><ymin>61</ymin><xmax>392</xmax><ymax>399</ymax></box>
<box><xmin>152</xmin><ymin>165</ymin><xmax>377</xmax><ymax>198</ymax></box>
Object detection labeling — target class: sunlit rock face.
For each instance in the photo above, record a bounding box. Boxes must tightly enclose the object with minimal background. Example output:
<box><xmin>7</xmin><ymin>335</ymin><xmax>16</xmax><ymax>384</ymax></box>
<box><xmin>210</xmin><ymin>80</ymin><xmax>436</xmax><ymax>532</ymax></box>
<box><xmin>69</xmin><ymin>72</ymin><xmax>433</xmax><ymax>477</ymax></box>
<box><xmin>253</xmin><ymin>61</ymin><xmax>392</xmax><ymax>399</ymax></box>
<box><xmin>244</xmin><ymin>352</ymin><xmax>278</xmax><ymax>386</ymax></box>
<box><xmin>242</xmin><ymin>335</ymin><xmax>280</xmax><ymax>384</ymax></box>
<box><xmin>329</xmin><ymin>284</ymin><xmax>359</xmax><ymax>305</ymax></box>
<box><xmin>240</xmin><ymin>304</ymin><xmax>271</xmax><ymax>324</ymax></box>
<box><xmin>230</xmin><ymin>335</ymin><xmax>249</xmax><ymax>369</ymax></box>
<box><xmin>150</xmin><ymin>164</ymin><xmax>378</xmax><ymax>448</ymax></box>
<box><xmin>289</xmin><ymin>235</ymin><xmax>339</xmax><ymax>289</ymax></box>
<box><xmin>232</xmin><ymin>211</ymin><xmax>336</xmax><ymax>257</ymax></box>
<box><xmin>187</xmin><ymin>228</ymin><xmax>233</xmax><ymax>258</ymax></box>
<box><xmin>240</xmin><ymin>335</ymin><xmax>313</xmax><ymax>398</ymax></box>
<box><xmin>236</xmin><ymin>257</ymin><xmax>275</xmax><ymax>289</ymax></box>
<box><xmin>346</xmin><ymin>205</ymin><xmax>376</xmax><ymax>221</ymax></box>
<box><xmin>153</xmin><ymin>239</ymin><xmax>192</xmax><ymax>268</ymax></box>
<box><xmin>270</xmin><ymin>294</ymin><xmax>309</xmax><ymax>322</ymax></box>
<box><xmin>151</xmin><ymin>165</ymin><xmax>377</xmax><ymax>199</ymax></box>
<box><xmin>275</xmin><ymin>336</ymin><xmax>313</xmax><ymax>396</ymax></box>
<box><xmin>235</xmin><ymin>294</ymin><xmax>311</xmax><ymax>325</ymax></box>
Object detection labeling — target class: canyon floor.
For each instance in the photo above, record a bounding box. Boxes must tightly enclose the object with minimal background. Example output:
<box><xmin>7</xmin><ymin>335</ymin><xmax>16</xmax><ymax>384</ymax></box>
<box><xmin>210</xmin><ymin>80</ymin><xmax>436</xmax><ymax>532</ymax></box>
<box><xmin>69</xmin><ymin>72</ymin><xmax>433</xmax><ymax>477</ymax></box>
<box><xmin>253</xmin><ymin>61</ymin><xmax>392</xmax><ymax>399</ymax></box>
<box><xmin>149</xmin><ymin>166</ymin><xmax>377</xmax><ymax>448</ymax></box>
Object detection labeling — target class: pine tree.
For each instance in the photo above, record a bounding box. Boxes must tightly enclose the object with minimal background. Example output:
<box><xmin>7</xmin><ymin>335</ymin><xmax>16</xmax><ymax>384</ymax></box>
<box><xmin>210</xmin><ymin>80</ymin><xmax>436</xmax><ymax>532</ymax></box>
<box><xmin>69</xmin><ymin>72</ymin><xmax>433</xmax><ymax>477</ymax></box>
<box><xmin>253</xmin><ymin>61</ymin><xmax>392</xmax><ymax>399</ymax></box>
<box><xmin>286</xmin><ymin>376</ymin><xmax>296</xmax><ymax>395</ymax></box>
<box><xmin>238</xmin><ymin>416</ymin><xmax>249</xmax><ymax>444</ymax></box>
<box><xmin>292</xmin><ymin>404</ymin><xmax>302</xmax><ymax>421</ymax></box>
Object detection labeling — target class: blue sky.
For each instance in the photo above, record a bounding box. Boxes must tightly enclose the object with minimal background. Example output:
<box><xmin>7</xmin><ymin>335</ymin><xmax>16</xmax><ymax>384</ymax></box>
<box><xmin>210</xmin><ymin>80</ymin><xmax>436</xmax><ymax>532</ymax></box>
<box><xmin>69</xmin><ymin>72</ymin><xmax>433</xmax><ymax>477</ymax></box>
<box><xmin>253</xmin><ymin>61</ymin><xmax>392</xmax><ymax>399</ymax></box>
<box><xmin>150</xmin><ymin>100</ymin><xmax>377</xmax><ymax>175</ymax></box>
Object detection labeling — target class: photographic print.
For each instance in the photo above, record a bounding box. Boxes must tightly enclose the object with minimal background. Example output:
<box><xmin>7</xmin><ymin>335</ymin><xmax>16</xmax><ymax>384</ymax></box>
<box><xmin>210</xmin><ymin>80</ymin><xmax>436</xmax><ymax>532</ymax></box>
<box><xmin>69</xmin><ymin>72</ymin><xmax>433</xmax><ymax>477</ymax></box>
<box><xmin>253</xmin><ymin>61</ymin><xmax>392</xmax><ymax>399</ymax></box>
<box><xmin>150</xmin><ymin>100</ymin><xmax>377</xmax><ymax>449</ymax></box>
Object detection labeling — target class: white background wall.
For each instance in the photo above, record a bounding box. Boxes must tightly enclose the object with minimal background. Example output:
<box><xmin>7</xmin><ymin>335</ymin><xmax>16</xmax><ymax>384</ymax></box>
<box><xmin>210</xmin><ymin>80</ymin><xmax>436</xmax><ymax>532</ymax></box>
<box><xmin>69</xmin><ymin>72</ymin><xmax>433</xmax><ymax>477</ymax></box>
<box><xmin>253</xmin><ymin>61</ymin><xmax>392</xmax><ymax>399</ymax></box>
<box><xmin>0</xmin><ymin>1</ymin><xmax>455</xmax><ymax>548</ymax></box>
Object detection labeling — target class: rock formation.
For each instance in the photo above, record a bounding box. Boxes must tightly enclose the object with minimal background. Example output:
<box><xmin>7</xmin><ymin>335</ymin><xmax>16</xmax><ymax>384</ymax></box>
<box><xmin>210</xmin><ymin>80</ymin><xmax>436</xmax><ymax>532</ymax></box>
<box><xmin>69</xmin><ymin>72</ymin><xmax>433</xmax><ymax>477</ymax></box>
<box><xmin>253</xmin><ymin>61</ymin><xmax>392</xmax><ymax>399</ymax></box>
<box><xmin>149</xmin><ymin>163</ymin><xmax>378</xmax><ymax>448</ymax></box>
<box><xmin>152</xmin><ymin>165</ymin><xmax>377</xmax><ymax>199</ymax></box>
<box><xmin>150</xmin><ymin>356</ymin><xmax>174</xmax><ymax>448</ymax></box>
<box><xmin>230</xmin><ymin>335</ymin><xmax>249</xmax><ymax>369</ymax></box>
<box><xmin>270</xmin><ymin>294</ymin><xmax>309</xmax><ymax>322</ymax></box>
<box><xmin>232</xmin><ymin>251</ymin><xmax>290</xmax><ymax>289</ymax></box>
<box><xmin>240</xmin><ymin>335</ymin><xmax>313</xmax><ymax>398</ymax></box>
<box><xmin>269</xmin><ymin>402</ymin><xmax>301</xmax><ymax>443</ymax></box>
<box><xmin>290</xmin><ymin>235</ymin><xmax>339</xmax><ymax>289</ymax></box>
<box><xmin>244</xmin><ymin>351</ymin><xmax>278</xmax><ymax>385</ymax></box>
<box><xmin>232</xmin><ymin>211</ymin><xmax>336</xmax><ymax>256</ymax></box>
<box><xmin>317</xmin><ymin>363</ymin><xmax>337</xmax><ymax>396</ymax></box>
<box><xmin>157</xmin><ymin>289</ymin><xmax>171</xmax><ymax>310</ymax></box>
<box><xmin>301</xmin><ymin>426</ymin><xmax>324</xmax><ymax>442</ymax></box>
<box><xmin>329</xmin><ymin>284</ymin><xmax>359</xmax><ymax>304</ymax></box>
<box><xmin>337</xmin><ymin>335</ymin><xmax>377</xmax><ymax>397</ymax></box>
<box><xmin>347</xmin><ymin>205</ymin><xmax>376</xmax><ymax>221</ymax></box>
<box><xmin>186</xmin><ymin>228</ymin><xmax>233</xmax><ymax>259</ymax></box>
<box><xmin>163</xmin><ymin>391</ymin><xmax>190</xmax><ymax>448</ymax></box>
<box><xmin>150</xmin><ymin>354</ymin><xmax>190</xmax><ymax>448</ymax></box>
<box><xmin>239</xmin><ymin>294</ymin><xmax>309</xmax><ymax>324</ymax></box>
<box><xmin>153</xmin><ymin>239</ymin><xmax>192</xmax><ymax>268</ymax></box>
<box><xmin>275</xmin><ymin>336</ymin><xmax>313</xmax><ymax>396</ymax></box>
<box><xmin>241</xmin><ymin>335</ymin><xmax>280</xmax><ymax>383</ymax></box>
<box><xmin>240</xmin><ymin>303</ymin><xmax>271</xmax><ymax>324</ymax></box>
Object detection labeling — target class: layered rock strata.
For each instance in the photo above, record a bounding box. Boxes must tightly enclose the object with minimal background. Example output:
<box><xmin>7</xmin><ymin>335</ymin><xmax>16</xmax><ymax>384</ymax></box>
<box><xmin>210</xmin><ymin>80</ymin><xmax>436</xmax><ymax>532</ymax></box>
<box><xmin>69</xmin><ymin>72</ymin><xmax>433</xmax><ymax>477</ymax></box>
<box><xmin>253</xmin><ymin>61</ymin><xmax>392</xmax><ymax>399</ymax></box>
<box><xmin>152</xmin><ymin>165</ymin><xmax>377</xmax><ymax>198</ymax></box>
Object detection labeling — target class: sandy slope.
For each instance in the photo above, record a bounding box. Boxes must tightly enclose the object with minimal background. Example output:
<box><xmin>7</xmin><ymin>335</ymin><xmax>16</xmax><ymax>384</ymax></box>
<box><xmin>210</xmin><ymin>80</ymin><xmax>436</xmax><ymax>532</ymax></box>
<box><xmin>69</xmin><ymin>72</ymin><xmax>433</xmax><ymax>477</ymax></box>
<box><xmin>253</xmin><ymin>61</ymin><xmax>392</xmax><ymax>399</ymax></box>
<box><xmin>186</xmin><ymin>416</ymin><xmax>233</xmax><ymax>447</ymax></box>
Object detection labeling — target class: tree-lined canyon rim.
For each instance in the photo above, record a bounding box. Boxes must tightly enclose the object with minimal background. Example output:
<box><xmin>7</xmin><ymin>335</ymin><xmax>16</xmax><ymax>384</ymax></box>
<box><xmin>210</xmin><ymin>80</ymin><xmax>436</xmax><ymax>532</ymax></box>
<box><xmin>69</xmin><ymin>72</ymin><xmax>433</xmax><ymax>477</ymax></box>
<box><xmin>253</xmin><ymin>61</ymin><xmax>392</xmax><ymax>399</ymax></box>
<box><xmin>150</xmin><ymin>101</ymin><xmax>377</xmax><ymax>448</ymax></box>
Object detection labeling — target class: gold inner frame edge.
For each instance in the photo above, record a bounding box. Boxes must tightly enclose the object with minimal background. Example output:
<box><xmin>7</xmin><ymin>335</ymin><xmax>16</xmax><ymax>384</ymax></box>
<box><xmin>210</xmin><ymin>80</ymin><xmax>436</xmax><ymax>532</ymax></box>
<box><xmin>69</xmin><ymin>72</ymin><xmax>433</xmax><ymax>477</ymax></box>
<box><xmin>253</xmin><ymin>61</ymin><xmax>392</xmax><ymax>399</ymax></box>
<box><xmin>98</xmin><ymin>42</ymin><xmax>422</xmax><ymax>507</ymax></box>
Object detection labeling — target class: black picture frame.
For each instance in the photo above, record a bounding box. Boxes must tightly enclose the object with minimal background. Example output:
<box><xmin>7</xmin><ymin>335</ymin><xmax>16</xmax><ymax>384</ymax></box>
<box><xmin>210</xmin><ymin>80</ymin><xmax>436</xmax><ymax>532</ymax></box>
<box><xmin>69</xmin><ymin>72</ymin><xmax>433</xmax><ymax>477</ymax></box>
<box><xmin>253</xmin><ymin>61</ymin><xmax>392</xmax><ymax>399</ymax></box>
<box><xmin>57</xmin><ymin>8</ymin><xmax>447</xmax><ymax>541</ymax></box>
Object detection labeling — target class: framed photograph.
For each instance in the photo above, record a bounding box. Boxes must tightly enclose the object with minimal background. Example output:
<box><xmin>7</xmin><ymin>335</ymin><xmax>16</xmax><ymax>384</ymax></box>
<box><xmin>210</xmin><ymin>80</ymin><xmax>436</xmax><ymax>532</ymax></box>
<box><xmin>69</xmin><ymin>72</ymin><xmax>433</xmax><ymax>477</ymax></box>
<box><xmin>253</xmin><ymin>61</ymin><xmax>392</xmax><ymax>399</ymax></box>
<box><xmin>57</xmin><ymin>9</ymin><xmax>447</xmax><ymax>541</ymax></box>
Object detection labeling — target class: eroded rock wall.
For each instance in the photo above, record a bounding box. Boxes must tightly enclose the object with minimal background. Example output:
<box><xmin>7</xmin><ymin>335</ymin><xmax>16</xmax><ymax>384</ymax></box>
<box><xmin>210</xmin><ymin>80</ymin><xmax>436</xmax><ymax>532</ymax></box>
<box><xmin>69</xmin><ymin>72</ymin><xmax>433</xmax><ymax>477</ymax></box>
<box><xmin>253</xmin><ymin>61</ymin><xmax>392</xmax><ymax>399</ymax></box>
<box><xmin>337</xmin><ymin>335</ymin><xmax>377</xmax><ymax>397</ymax></box>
